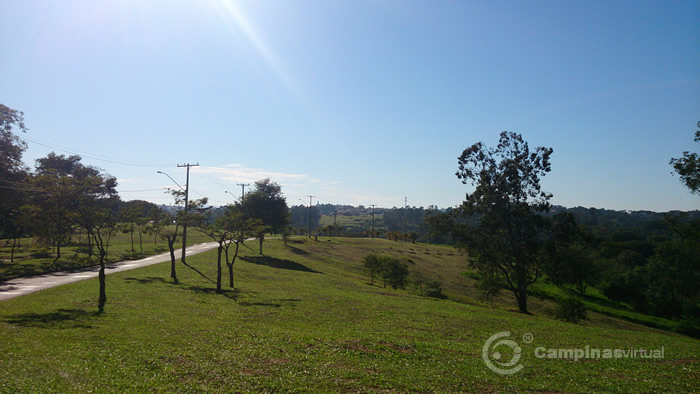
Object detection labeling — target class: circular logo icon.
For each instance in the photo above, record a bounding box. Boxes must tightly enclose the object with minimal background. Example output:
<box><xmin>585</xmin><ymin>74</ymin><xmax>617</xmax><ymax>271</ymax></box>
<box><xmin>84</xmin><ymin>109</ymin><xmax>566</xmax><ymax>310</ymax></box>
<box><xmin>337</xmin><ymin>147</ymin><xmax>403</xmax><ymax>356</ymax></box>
<box><xmin>482</xmin><ymin>331</ymin><xmax>524</xmax><ymax>375</ymax></box>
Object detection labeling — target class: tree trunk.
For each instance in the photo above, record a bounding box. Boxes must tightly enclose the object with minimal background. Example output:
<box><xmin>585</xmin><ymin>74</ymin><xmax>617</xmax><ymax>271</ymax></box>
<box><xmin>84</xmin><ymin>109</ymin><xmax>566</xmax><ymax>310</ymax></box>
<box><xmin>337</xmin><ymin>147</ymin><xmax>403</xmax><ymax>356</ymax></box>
<box><xmin>87</xmin><ymin>232</ymin><xmax>93</xmax><ymax>257</ymax></box>
<box><xmin>515</xmin><ymin>288</ymin><xmax>528</xmax><ymax>313</ymax></box>
<box><xmin>138</xmin><ymin>227</ymin><xmax>143</xmax><ymax>252</ymax></box>
<box><xmin>98</xmin><ymin>258</ymin><xmax>106</xmax><ymax>314</ymax></box>
<box><xmin>168</xmin><ymin>237</ymin><xmax>178</xmax><ymax>283</ymax></box>
<box><xmin>228</xmin><ymin>240</ymin><xmax>241</xmax><ymax>288</ymax></box>
<box><xmin>216</xmin><ymin>246</ymin><xmax>223</xmax><ymax>293</ymax></box>
<box><xmin>10</xmin><ymin>238</ymin><xmax>17</xmax><ymax>264</ymax></box>
<box><xmin>258</xmin><ymin>235</ymin><xmax>264</xmax><ymax>255</ymax></box>
<box><xmin>54</xmin><ymin>241</ymin><xmax>61</xmax><ymax>263</ymax></box>
<box><xmin>130</xmin><ymin>227</ymin><xmax>134</xmax><ymax>252</ymax></box>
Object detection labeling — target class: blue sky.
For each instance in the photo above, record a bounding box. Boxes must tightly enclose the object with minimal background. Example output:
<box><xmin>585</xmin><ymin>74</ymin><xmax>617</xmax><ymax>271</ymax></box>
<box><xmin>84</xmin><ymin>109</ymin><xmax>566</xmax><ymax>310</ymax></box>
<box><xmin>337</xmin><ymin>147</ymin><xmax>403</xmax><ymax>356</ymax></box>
<box><xmin>2</xmin><ymin>0</ymin><xmax>698</xmax><ymax>211</ymax></box>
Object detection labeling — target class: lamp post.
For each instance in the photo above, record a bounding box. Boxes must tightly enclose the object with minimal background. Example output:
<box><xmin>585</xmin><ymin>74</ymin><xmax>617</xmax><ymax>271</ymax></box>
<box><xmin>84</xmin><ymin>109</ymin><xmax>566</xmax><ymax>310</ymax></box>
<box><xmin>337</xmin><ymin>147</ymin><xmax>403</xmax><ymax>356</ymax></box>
<box><xmin>225</xmin><ymin>190</ymin><xmax>238</xmax><ymax>203</ymax></box>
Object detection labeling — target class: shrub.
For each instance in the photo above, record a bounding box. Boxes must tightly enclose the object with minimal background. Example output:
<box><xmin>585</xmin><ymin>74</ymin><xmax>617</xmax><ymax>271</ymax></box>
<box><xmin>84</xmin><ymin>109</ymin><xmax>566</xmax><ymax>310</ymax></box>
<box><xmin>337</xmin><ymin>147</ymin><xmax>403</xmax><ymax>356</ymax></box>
<box><xmin>555</xmin><ymin>296</ymin><xmax>587</xmax><ymax>324</ymax></box>
<box><xmin>362</xmin><ymin>253</ymin><xmax>410</xmax><ymax>289</ymax></box>
<box><xmin>424</xmin><ymin>280</ymin><xmax>445</xmax><ymax>299</ymax></box>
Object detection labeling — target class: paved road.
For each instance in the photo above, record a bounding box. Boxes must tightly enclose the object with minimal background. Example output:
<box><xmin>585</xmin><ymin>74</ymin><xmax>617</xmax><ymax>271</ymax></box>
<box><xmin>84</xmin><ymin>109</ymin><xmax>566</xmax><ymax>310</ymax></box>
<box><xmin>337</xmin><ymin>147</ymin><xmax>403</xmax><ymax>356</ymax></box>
<box><xmin>0</xmin><ymin>242</ymin><xmax>220</xmax><ymax>301</ymax></box>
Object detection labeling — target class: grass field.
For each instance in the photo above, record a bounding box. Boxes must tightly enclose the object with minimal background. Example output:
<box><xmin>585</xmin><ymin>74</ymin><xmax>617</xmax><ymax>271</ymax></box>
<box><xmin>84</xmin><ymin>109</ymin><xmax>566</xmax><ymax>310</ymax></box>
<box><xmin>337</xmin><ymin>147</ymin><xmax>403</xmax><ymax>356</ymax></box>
<box><xmin>0</xmin><ymin>237</ymin><xmax>698</xmax><ymax>391</ymax></box>
<box><xmin>0</xmin><ymin>228</ymin><xmax>213</xmax><ymax>282</ymax></box>
<box><xmin>319</xmin><ymin>214</ymin><xmax>386</xmax><ymax>235</ymax></box>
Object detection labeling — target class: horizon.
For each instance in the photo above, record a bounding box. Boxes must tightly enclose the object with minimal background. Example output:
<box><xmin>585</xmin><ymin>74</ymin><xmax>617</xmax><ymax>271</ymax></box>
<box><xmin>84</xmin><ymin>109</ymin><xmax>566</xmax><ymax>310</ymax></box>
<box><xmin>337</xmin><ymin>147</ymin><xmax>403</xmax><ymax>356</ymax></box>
<box><xmin>3</xmin><ymin>1</ymin><xmax>699</xmax><ymax>212</ymax></box>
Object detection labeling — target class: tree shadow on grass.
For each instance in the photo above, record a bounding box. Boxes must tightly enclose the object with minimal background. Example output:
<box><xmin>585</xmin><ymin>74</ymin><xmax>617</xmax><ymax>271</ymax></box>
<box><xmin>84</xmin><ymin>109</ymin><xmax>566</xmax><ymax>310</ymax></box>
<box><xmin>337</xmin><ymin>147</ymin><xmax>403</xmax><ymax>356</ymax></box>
<box><xmin>286</xmin><ymin>245</ymin><xmax>309</xmax><ymax>256</ymax></box>
<box><xmin>241</xmin><ymin>256</ymin><xmax>321</xmax><ymax>274</ymax></box>
<box><xmin>187</xmin><ymin>285</ymin><xmax>240</xmax><ymax>301</ymax></box>
<box><xmin>239</xmin><ymin>298</ymin><xmax>301</xmax><ymax>308</ymax></box>
<box><xmin>124</xmin><ymin>276</ymin><xmax>238</xmax><ymax>300</ymax></box>
<box><xmin>124</xmin><ymin>276</ymin><xmax>167</xmax><ymax>284</ymax></box>
<box><xmin>182</xmin><ymin>262</ymin><xmax>215</xmax><ymax>284</ymax></box>
<box><xmin>3</xmin><ymin>308</ymin><xmax>96</xmax><ymax>329</ymax></box>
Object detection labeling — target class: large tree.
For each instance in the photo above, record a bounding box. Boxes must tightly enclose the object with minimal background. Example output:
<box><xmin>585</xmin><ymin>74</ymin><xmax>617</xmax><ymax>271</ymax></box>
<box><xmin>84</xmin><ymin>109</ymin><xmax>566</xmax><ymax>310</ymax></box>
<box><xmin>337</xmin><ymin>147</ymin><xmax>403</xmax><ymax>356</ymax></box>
<box><xmin>241</xmin><ymin>178</ymin><xmax>289</xmax><ymax>254</ymax></box>
<box><xmin>29</xmin><ymin>154</ymin><xmax>86</xmax><ymax>261</ymax></box>
<box><xmin>670</xmin><ymin>121</ymin><xmax>700</xmax><ymax>195</ymax></box>
<box><xmin>0</xmin><ymin>104</ymin><xmax>29</xmax><ymax>251</ymax></box>
<box><xmin>454</xmin><ymin>131</ymin><xmax>553</xmax><ymax>313</ymax></box>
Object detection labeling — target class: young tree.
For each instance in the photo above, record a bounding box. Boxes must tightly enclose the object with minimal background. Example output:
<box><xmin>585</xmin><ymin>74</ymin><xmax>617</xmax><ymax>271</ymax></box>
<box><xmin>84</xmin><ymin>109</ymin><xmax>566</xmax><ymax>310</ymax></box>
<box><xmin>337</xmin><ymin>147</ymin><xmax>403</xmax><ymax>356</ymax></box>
<box><xmin>379</xmin><ymin>256</ymin><xmax>409</xmax><ymax>289</ymax></box>
<box><xmin>362</xmin><ymin>253</ymin><xmax>382</xmax><ymax>285</ymax></box>
<box><xmin>71</xmin><ymin>164</ymin><xmax>119</xmax><ymax>313</ymax></box>
<box><xmin>156</xmin><ymin>190</ymin><xmax>208</xmax><ymax>283</ymax></box>
<box><xmin>222</xmin><ymin>212</ymin><xmax>262</xmax><ymax>289</ymax></box>
<box><xmin>120</xmin><ymin>200</ymin><xmax>161</xmax><ymax>253</ymax></box>
<box><xmin>156</xmin><ymin>190</ymin><xmax>185</xmax><ymax>283</ymax></box>
<box><xmin>453</xmin><ymin>131</ymin><xmax>553</xmax><ymax>313</ymax></box>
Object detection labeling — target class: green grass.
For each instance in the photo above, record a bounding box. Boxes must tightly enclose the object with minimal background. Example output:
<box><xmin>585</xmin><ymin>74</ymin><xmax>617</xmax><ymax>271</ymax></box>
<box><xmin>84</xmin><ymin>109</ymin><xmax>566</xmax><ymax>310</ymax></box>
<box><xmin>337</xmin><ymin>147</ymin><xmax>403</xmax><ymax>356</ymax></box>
<box><xmin>0</xmin><ymin>228</ymin><xmax>212</xmax><ymax>281</ymax></box>
<box><xmin>0</xmin><ymin>237</ymin><xmax>698</xmax><ymax>391</ymax></box>
<box><xmin>319</xmin><ymin>214</ymin><xmax>386</xmax><ymax>234</ymax></box>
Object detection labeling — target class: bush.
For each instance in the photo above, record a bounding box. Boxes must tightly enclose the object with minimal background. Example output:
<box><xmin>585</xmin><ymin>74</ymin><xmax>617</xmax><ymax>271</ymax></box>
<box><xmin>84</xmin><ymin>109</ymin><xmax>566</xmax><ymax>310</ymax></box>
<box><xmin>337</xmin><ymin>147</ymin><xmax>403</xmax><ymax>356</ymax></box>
<box><xmin>424</xmin><ymin>280</ymin><xmax>445</xmax><ymax>299</ymax></box>
<box><xmin>380</xmin><ymin>257</ymin><xmax>409</xmax><ymax>289</ymax></box>
<box><xmin>362</xmin><ymin>253</ymin><xmax>410</xmax><ymax>289</ymax></box>
<box><xmin>555</xmin><ymin>296</ymin><xmax>587</xmax><ymax>324</ymax></box>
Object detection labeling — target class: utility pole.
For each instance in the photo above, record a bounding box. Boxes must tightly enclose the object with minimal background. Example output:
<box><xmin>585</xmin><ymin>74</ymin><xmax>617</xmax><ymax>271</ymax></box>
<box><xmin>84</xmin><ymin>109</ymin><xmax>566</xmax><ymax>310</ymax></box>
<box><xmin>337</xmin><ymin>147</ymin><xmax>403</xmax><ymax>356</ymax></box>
<box><xmin>237</xmin><ymin>183</ymin><xmax>250</xmax><ymax>203</ymax></box>
<box><xmin>307</xmin><ymin>195</ymin><xmax>315</xmax><ymax>238</ymax></box>
<box><xmin>370</xmin><ymin>204</ymin><xmax>376</xmax><ymax>239</ymax></box>
<box><xmin>177</xmin><ymin>163</ymin><xmax>199</xmax><ymax>263</ymax></box>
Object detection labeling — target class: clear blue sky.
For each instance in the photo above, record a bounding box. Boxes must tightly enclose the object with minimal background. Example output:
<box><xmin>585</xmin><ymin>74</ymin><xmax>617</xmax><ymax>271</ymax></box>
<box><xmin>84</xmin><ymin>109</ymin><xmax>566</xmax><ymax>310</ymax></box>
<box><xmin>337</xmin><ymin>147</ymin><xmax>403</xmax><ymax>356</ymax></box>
<box><xmin>2</xmin><ymin>0</ymin><xmax>698</xmax><ymax>211</ymax></box>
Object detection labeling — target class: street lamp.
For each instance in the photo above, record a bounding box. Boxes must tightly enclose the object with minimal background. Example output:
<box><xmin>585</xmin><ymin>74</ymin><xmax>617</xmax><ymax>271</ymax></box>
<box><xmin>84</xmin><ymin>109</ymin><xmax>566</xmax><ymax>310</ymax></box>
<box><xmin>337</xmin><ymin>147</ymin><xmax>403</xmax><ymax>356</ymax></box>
<box><xmin>157</xmin><ymin>171</ymin><xmax>185</xmax><ymax>192</ymax></box>
<box><xmin>225</xmin><ymin>190</ymin><xmax>238</xmax><ymax>202</ymax></box>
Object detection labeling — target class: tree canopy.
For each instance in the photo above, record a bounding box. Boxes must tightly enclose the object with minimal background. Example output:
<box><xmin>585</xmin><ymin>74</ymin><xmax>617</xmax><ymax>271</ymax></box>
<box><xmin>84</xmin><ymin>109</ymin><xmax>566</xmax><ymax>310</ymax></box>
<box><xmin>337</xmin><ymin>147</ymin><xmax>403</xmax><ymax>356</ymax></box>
<box><xmin>453</xmin><ymin>131</ymin><xmax>553</xmax><ymax>313</ymax></box>
<box><xmin>670</xmin><ymin>121</ymin><xmax>700</xmax><ymax>195</ymax></box>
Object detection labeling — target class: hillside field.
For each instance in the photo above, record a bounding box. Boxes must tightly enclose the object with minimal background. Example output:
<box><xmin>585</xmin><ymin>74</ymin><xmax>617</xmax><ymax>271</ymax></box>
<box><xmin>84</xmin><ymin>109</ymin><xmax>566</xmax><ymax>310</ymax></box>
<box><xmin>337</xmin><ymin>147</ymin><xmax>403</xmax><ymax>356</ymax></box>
<box><xmin>0</xmin><ymin>237</ymin><xmax>697</xmax><ymax>392</ymax></box>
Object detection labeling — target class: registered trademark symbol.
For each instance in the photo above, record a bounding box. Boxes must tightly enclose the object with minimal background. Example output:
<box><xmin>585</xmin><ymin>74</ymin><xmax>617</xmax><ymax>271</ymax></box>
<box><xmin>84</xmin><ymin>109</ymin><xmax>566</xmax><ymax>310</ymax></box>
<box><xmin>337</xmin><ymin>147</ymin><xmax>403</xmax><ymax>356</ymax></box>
<box><xmin>523</xmin><ymin>333</ymin><xmax>534</xmax><ymax>343</ymax></box>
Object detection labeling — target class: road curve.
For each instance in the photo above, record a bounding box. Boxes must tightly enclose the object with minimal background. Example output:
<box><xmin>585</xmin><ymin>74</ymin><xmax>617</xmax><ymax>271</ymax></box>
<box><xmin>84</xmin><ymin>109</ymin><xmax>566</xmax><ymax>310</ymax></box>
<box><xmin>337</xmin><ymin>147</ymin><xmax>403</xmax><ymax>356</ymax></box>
<box><xmin>0</xmin><ymin>242</ymin><xmax>220</xmax><ymax>301</ymax></box>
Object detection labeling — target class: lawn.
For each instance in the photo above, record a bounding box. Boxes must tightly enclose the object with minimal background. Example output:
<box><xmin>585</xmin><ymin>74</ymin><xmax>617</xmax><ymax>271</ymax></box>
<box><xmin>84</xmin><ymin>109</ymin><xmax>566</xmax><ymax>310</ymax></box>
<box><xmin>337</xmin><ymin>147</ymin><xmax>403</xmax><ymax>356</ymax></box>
<box><xmin>0</xmin><ymin>227</ymin><xmax>213</xmax><ymax>282</ymax></box>
<box><xmin>0</xmin><ymin>237</ymin><xmax>697</xmax><ymax>391</ymax></box>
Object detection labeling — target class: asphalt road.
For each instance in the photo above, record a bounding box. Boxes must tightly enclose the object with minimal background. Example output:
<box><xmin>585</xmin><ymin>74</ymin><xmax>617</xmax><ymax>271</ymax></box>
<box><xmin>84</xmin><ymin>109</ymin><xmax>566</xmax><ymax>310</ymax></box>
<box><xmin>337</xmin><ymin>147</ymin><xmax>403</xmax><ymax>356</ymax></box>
<box><xmin>0</xmin><ymin>242</ymin><xmax>220</xmax><ymax>301</ymax></box>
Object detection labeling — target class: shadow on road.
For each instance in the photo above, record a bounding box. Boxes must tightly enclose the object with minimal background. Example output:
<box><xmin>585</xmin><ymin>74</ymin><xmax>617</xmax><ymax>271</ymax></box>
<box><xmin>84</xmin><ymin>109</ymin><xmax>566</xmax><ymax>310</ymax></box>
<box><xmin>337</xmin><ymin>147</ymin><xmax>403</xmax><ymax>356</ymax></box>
<box><xmin>3</xmin><ymin>308</ymin><xmax>96</xmax><ymax>329</ymax></box>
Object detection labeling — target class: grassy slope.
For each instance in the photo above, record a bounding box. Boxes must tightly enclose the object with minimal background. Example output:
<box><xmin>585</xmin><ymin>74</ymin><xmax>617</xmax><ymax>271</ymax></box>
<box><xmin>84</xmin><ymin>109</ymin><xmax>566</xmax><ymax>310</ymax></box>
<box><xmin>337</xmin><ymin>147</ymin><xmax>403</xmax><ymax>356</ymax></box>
<box><xmin>319</xmin><ymin>214</ymin><xmax>385</xmax><ymax>234</ymax></box>
<box><xmin>0</xmin><ymin>237</ymin><xmax>697</xmax><ymax>392</ymax></box>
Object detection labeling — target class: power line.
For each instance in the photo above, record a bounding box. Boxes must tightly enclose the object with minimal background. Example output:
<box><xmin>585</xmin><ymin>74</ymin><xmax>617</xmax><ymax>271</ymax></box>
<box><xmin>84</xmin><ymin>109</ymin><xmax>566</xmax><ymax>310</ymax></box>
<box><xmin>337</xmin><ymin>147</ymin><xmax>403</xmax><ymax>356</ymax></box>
<box><xmin>22</xmin><ymin>135</ymin><xmax>172</xmax><ymax>167</ymax></box>
<box><xmin>119</xmin><ymin>188</ymin><xmax>169</xmax><ymax>193</ymax></box>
